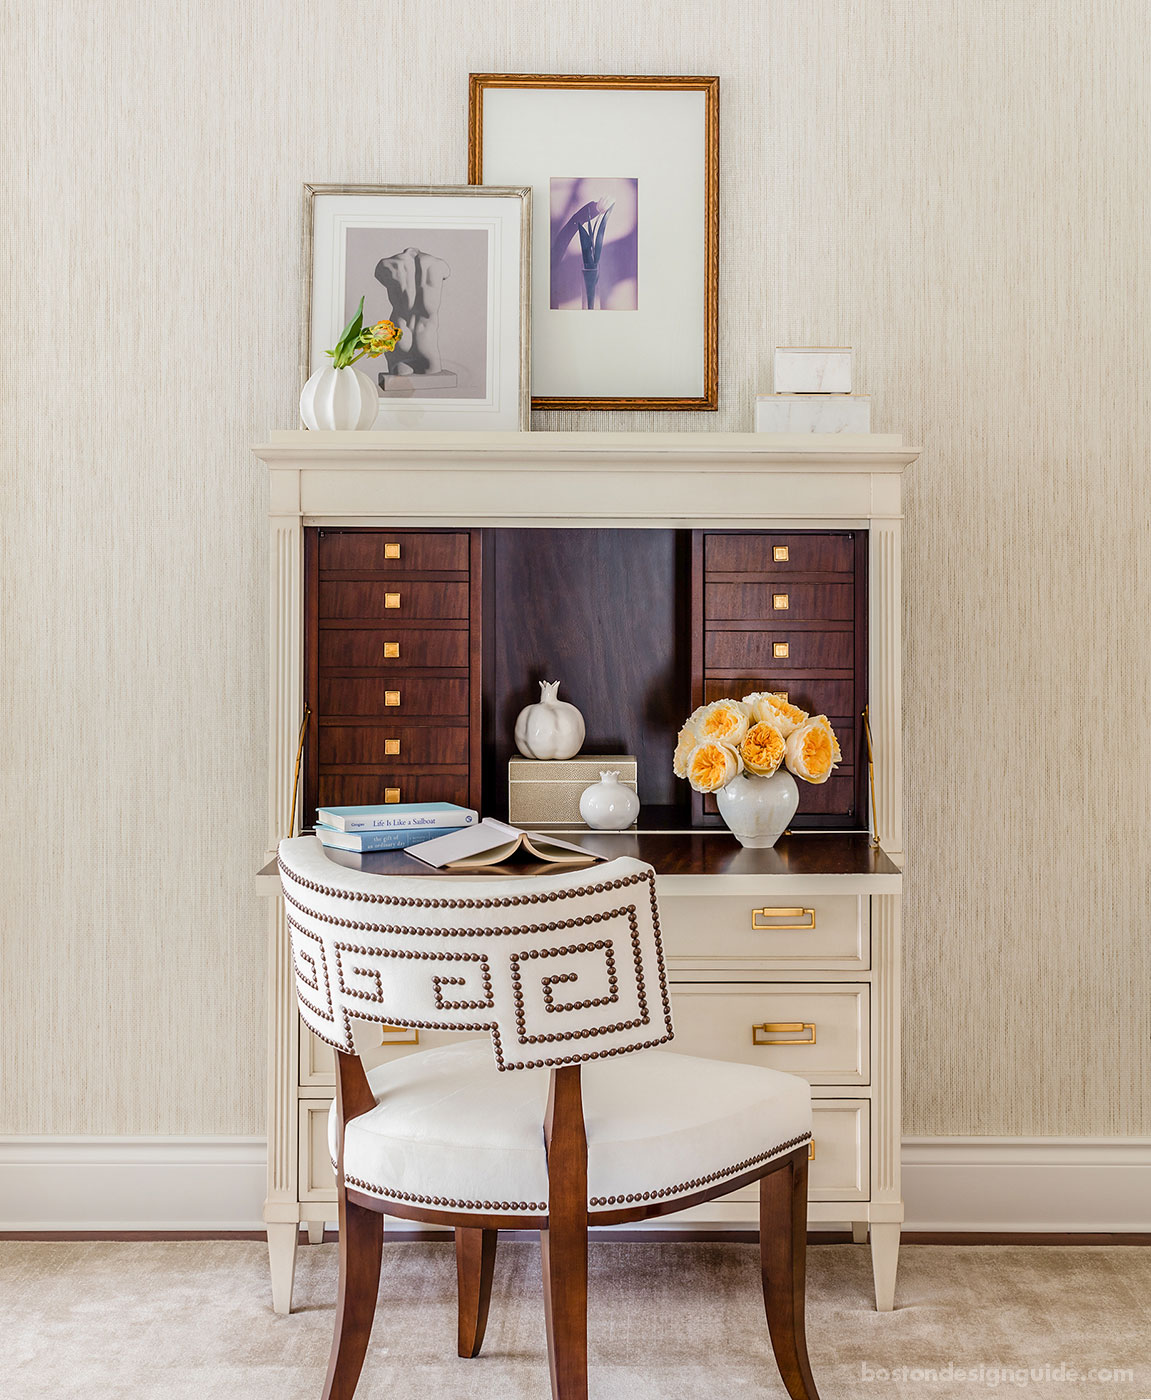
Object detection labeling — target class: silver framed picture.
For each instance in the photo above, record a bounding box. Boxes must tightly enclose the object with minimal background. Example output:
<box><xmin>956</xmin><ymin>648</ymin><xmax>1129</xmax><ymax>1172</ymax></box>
<box><xmin>302</xmin><ymin>183</ymin><xmax>531</xmax><ymax>430</ymax></box>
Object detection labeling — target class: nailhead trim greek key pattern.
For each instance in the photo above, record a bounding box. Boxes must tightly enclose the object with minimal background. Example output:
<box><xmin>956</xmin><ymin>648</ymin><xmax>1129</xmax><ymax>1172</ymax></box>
<box><xmin>282</xmin><ymin>856</ymin><xmax>675</xmax><ymax>1071</ymax></box>
<box><xmin>340</xmin><ymin>1132</ymin><xmax>812</xmax><ymax>1215</ymax></box>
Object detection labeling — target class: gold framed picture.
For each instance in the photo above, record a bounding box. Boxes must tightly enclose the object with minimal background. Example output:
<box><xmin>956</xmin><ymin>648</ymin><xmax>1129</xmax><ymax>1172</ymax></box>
<box><xmin>468</xmin><ymin>74</ymin><xmax>719</xmax><ymax>412</ymax></box>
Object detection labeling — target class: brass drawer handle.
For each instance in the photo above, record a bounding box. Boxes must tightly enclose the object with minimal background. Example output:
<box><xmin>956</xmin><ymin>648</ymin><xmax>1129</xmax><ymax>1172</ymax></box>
<box><xmin>773</xmin><ymin>545</ymin><xmax>789</xmax><ymax>563</ymax></box>
<box><xmin>751</xmin><ymin>907</ymin><xmax>815</xmax><ymax>930</ymax></box>
<box><xmin>384</xmin><ymin>592</ymin><xmax>401</xmax><ymax>609</ymax></box>
<box><xmin>383</xmin><ymin>641</ymin><xmax>400</xmax><ymax>658</ymax></box>
<box><xmin>384</xmin><ymin>738</ymin><xmax>400</xmax><ymax>756</ymax></box>
<box><xmin>752</xmin><ymin>1022</ymin><xmax>816</xmax><ymax>1046</ymax></box>
<box><xmin>384</xmin><ymin>690</ymin><xmax>401</xmax><ymax>707</ymax></box>
<box><xmin>772</xmin><ymin>592</ymin><xmax>789</xmax><ymax>610</ymax></box>
<box><xmin>808</xmin><ymin>1141</ymin><xmax>815</xmax><ymax>1160</ymax></box>
<box><xmin>384</xmin><ymin>542</ymin><xmax>401</xmax><ymax>560</ymax></box>
<box><xmin>380</xmin><ymin>1022</ymin><xmax>418</xmax><ymax>1045</ymax></box>
<box><xmin>773</xmin><ymin>642</ymin><xmax>789</xmax><ymax>659</ymax></box>
<box><xmin>384</xmin><ymin>787</ymin><xmax>401</xmax><ymax>803</ymax></box>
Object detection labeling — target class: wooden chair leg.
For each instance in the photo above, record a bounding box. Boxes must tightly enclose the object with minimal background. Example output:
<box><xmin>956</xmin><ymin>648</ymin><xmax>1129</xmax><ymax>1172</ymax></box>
<box><xmin>455</xmin><ymin>1227</ymin><xmax>498</xmax><ymax>1358</ymax></box>
<box><xmin>541</xmin><ymin>1220</ymin><xmax>588</xmax><ymax>1400</ymax></box>
<box><xmin>321</xmin><ymin>1190</ymin><xmax>384</xmax><ymax>1400</ymax></box>
<box><xmin>759</xmin><ymin>1150</ymin><xmax>821</xmax><ymax>1400</ymax></box>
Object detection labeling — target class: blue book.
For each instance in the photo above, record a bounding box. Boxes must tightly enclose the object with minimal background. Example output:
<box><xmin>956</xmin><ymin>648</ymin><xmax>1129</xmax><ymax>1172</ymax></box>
<box><xmin>315</xmin><ymin>802</ymin><xmax>478</xmax><ymax>834</ymax></box>
<box><xmin>314</xmin><ymin>824</ymin><xmax>467</xmax><ymax>853</ymax></box>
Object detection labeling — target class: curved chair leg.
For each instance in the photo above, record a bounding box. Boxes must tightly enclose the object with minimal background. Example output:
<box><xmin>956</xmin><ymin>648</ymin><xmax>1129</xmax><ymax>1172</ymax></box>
<box><xmin>541</xmin><ymin>1221</ymin><xmax>588</xmax><ymax>1400</ymax></box>
<box><xmin>322</xmin><ymin>1191</ymin><xmax>384</xmax><ymax>1400</ymax></box>
<box><xmin>455</xmin><ymin>1227</ymin><xmax>498</xmax><ymax>1357</ymax></box>
<box><xmin>760</xmin><ymin>1150</ymin><xmax>821</xmax><ymax>1400</ymax></box>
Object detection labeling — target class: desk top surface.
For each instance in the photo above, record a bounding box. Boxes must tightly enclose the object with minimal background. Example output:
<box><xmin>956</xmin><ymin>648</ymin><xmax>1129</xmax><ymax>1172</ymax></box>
<box><xmin>267</xmin><ymin>831</ymin><xmax>899</xmax><ymax>884</ymax></box>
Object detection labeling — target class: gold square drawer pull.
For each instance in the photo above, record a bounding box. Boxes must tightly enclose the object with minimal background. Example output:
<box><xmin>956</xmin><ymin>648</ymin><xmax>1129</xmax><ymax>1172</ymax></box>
<box><xmin>773</xmin><ymin>593</ymin><xmax>790</xmax><ymax>610</ymax></box>
<box><xmin>751</xmin><ymin>907</ymin><xmax>816</xmax><ymax>930</ymax></box>
<box><xmin>383</xmin><ymin>641</ymin><xmax>400</xmax><ymax>658</ymax></box>
<box><xmin>384</xmin><ymin>592</ymin><xmax>401</xmax><ymax>609</ymax></box>
<box><xmin>384</xmin><ymin>738</ymin><xmax>400</xmax><ymax>756</ymax></box>
<box><xmin>384</xmin><ymin>787</ymin><xmax>401</xmax><ymax>804</ymax></box>
<box><xmin>773</xmin><ymin>642</ymin><xmax>789</xmax><ymax>659</ymax></box>
<box><xmin>384</xmin><ymin>542</ymin><xmax>401</xmax><ymax>559</ymax></box>
<box><xmin>384</xmin><ymin>690</ymin><xmax>401</xmax><ymax>707</ymax></box>
<box><xmin>773</xmin><ymin>545</ymin><xmax>789</xmax><ymax>563</ymax></box>
<box><xmin>753</xmin><ymin>1022</ymin><xmax>817</xmax><ymax>1046</ymax></box>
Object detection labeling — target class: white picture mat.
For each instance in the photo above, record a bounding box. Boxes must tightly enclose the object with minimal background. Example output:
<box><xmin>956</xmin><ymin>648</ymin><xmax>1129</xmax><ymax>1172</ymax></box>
<box><xmin>480</xmin><ymin>88</ymin><xmax>707</xmax><ymax>399</ymax></box>
<box><xmin>309</xmin><ymin>192</ymin><xmax>526</xmax><ymax>429</ymax></box>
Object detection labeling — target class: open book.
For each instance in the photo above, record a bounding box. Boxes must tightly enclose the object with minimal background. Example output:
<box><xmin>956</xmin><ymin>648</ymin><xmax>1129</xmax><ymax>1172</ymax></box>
<box><xmin>406</xmin><ymin>818</ymin><xmax>602</xmax><ymax>870</ymax></box>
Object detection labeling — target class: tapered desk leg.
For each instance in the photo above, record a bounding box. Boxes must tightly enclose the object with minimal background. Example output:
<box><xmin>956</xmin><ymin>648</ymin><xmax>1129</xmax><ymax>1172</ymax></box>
<box><xmin>307</xmin><ymin>1220</ymin><xmax>326</xmax><ymax>1244</ymax></box>
<box><xmin>870</xmin><ymin>1222</ymin><xmax>900</xmax><ymax>1312</ymax></box>
<box><xmin>268</xmin><ymin>1221</ymin><xmax>299</xmax><ymax>1315</ymax></box>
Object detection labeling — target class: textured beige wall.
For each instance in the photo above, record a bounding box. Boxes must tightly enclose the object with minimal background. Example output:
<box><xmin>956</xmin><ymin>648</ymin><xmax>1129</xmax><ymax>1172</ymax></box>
<box><xmin>4</xmin><ymin>0</ymin><xmax>1149</xmax><ymax>1136</ymax></box>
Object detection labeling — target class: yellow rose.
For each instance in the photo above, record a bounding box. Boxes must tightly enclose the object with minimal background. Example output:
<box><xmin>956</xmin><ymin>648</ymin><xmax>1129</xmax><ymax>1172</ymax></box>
<box><xmin>694</xmin><ymin>699</ymin><xmax>749</xmax><ymax>747</ymax></box>
<box><xmin>740</xmin><ymin>720</ymin><xmax>786</xmax><ymax>777</ymax></box>
<box><xmin>685</xmin><ymin>740</ymin><xmax>741</xmax><ymax>793</ymax></box>
<box><xmin>743</xmin><ymin>691</ymin><xmax>808</xmax><ymax>737</ymax></box>
<box><xmin>672</xmin><ymin>724</ymin><xmax>698</xmax><ymax>778</ymax></box>
<box><xmin>784</xmin><ymin>716</ymin><xmax>841</xmax><ymax>785</ymax></box>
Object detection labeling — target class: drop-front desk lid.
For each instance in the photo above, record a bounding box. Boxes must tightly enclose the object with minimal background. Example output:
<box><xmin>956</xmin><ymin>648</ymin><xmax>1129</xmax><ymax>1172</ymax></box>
<box><xmin>257</xmin><ymin>831</ymin><xmax>901</xmax><ymax>896</ymax></box>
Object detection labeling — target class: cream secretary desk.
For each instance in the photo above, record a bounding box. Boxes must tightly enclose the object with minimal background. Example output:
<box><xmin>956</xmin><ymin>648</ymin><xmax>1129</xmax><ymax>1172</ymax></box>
<box><xmin>255</xmin><ymin>430</ymin><xmax>917</xmax><ymax>1314</ymax></box>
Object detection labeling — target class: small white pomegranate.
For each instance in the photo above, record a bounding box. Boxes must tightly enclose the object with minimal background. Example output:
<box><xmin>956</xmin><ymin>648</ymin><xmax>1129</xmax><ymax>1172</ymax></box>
<box><xmin>514</xmin><ymin>680</ymin><xmax>586</xmax><ymax>761</ymax></box>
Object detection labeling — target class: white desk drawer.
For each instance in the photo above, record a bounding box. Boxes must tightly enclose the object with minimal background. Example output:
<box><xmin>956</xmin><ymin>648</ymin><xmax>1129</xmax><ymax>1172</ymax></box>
<box><xmin>668</xmin><ymin>983</ymin><xmax>869</xmax><ymax>1085</ymax></box>
<box><xmin>299</xmin><ymin>1100</ymin><xmax>336</xmax><ymax>1201</ymax></box>
<box><xmin>659</xmin><ymin>895</ymin><xmax>867</xmax><ymax>969</ymax></box>
<box><xmin>300</xmin><ymin>1021</ymin><xmax>473</xmax><ymax>1087</ymax></box>
<box><xmin>720</xmin><ymin>1098</ymin><xmax>870</xmax><ymax>1203</ymax></box>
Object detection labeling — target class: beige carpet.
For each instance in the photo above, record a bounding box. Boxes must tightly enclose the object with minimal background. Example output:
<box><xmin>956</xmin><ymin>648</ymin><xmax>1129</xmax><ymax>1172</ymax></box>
<box><xmin>3</xmin><ymin>1240</ymin><xmax>1149</xmax><ymax>1398</ymax></box>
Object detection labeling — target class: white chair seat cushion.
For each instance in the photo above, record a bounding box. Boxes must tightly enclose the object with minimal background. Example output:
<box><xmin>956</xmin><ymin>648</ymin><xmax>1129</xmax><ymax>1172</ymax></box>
<box><xmin>330</xmin><ymin>1040</ymin><xmax>812</xmax><ymax>1215</ymax></box>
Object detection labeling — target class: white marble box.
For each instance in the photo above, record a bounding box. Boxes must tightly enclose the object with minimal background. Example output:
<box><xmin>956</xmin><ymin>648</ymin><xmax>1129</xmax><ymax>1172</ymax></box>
<box><xmin>774</xmin><ymin>347</ymin><xmax>853</xmax><ymax>394</ymax></box>
<box><xmin>756</xmin><ymin>394</ymin><xmax>871</xmax><ymax>433</ymax></box>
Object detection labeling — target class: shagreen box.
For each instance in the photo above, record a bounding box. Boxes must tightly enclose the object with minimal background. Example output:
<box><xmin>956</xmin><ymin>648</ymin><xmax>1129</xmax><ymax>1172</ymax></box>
<box><xmin>508</xmin><ymin>755</ymin><xmax>638</xmax><ymax>826</ymax></box>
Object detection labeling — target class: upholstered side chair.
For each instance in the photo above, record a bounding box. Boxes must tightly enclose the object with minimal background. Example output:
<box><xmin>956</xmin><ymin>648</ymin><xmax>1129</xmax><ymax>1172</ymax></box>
<box><xmin>278</xmin><ymin>836</ymin><xmax>821</xmax><ymax>1400</ymax></box>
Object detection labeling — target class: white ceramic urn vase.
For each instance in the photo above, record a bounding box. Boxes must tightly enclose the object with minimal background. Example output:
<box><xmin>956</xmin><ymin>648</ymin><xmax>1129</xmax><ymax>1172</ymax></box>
<box><xmin>714</xmin><ymin>769</ymin><xmax>799</xmax><ymax>848</ymax></box>
<box><xmin>514</xmin><ymin>680</ymin><xmax>586</xmax><ymax>761</ymax></box>
<box><xmin>299</xmin><ymin>365</ymin><xmax>378</xmax><ymax>431</ymax></box>
<box><xmin>579</xmin><ymin>771</ymin><xmax>640</xmax><ymax>830</ymax></box>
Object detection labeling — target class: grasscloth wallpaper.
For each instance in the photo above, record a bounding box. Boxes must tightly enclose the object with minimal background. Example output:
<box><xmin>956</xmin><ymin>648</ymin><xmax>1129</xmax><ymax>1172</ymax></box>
<box><xmin>4</xmin><ymin>0</ymin><xmax>1149</xmax><ymax>1137</ymax></box>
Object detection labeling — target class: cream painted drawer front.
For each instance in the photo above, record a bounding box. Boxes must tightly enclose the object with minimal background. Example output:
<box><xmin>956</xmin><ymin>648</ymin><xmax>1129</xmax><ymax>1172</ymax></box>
<box><xmin>720</xmin><ymin>1099</ymin><xmax>870</xmax><ymax>1203</ymax></box>
<box><xmin>659</xmin><ymin>894</ymin><xmax>867</xmax><ymax>969</ymax></box>
<box><xmin>299</xmin><ymin>1100</ymin><xmax>336</xmax><ymax>1201</ymax></box>
<box><xmin>668</xmin><ymin>983</ymin><xmax>869</xmax><ymax>1085</ymax></box>
<box><xmin>300</xmin><ymin>1021</ymin><xmax>476</xmax><ymax>1086</ymax></box>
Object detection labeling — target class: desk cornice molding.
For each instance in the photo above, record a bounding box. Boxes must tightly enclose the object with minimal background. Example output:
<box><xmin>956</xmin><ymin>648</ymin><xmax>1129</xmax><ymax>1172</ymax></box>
<box><xmin>253</xmin><ymin>429</ymin><xmax>920</xmax><ymax>473</ymax></box>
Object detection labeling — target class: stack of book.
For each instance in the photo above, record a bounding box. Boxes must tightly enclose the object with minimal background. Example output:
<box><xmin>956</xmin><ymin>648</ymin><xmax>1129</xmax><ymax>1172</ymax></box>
<box><xmin>313</xmin><ymin>802</ymin><xmax>479</xmax><ymax>852</ymax></box>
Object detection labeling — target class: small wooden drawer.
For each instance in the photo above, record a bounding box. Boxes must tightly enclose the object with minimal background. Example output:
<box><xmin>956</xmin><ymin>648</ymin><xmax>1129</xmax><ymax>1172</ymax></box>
<box><xmin>318</xmin><ymin>723</ymin><xmax>470</xmax><ymax>766</ymax></box>
<box><xmin>705</xmin><ymin>582</ymin><xmax>854</xmax><ymax>623</ymax></box>
<box><xmin>320</xmin><ymin>580</ymin><xmax>471</xmax><ymax>621</ymax></box>
<box><xmin>705</xmin><ymin>533</ymin><xmax>856</xmax><ymax>576</ymax></box>
<box><xmin>668</xmin><ymin>984</ymin><xmax>869</xmax><ymax>1085</ymax></box>
<box><xmin>705</xmin><ymin>629</ymin><xmax>854</xmax><ymax>672</ymax></box>
<box><xmin>318</xmin><ymin>531</ymin><xmax>470</xmax><ymax>573</ymax></box>
<box><xmin>719</xmin><ymin>1098</ymin><xmax>870</xmax><ymax>1204</ymax></box>
<box><xmin>318</xmin><ymin>628</ymin><xmax>469</xmax><ymax>669</ymax></box>
<box><xmin>318</xmin><ymin>676</ymin><xmax>469</xmax><ymax>717</ymax></box>
<box><xmin>299</xmin><ymin>1099</ymin><xmax>336</xmax><ymax>1200</ymax></box>
<box><xmin>659</xmin><ymin>895</ymin><xmax>867</xmax><ymax>969</ymax></box>
<box><xmin>704</xmin><ymin>677</ymin><xmax>856</xmax><ymax>716</ymax></box>
<box><xmin>317</xmin><ymin>772</ymin><xmax>470</xmax><ymax>808</ymax></box>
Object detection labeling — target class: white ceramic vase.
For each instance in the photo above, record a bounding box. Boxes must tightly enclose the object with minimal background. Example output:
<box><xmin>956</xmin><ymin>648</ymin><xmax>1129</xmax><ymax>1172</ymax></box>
<box><xmin>714</xmin><ymin>769</ymin><xmax>799</xmax><ymax>848</ymax></box>
<box><xmin>514</xmin><ymin>680</ymin><xmax>586</xmax><ymax>760</ymax></box>
<box><xmin>299</xmin><ymin>365</ymin><xmax>378</xmax><ymax>431</ymax></box>
<box><xmin>579</xmin><ymin>771</ymin><xmax>640</xmax><ymax>830</ymax></box>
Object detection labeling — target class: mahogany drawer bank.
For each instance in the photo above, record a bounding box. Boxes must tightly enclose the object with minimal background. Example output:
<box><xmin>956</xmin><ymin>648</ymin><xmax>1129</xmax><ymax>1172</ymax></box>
<box><xmin>256</xmin><ymin>429</ymin><xmax>916</xmax><ymax>1317</ymax></box>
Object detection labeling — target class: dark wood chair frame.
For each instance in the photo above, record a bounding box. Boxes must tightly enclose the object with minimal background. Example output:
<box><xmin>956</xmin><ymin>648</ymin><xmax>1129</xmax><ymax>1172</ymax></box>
<box><xmin>321</xmin><ymin>1046</ymin><xmax>821</xmax><ymax>1400</ymax></box>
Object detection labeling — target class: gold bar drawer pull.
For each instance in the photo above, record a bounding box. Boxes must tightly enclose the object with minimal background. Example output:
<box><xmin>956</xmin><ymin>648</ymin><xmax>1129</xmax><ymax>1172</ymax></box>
<box><xmin>751</xmin><ymin>907</ymin><xmax>816</xmax><ymax>930</ymax></box>
<box><xmin>752</xmin><ymin>1022</ymin><xmax>817</xmax><ymax>1046</ymax></box>
<box><xmin>808</xmin><ymin>1141</ymin><xmax>815</xmax><ymax>1160</ymax></box>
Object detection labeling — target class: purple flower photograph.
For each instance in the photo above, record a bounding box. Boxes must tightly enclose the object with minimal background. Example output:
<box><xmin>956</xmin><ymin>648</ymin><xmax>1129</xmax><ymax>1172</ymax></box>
<box><xmin>550</xmin><ymin>177</ymin><xmax>638</xmax><ymax>311</ymax></box>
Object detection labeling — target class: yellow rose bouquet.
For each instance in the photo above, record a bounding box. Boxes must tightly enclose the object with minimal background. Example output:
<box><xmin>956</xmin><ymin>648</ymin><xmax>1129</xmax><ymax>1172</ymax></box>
<box><xmin>672</xmin><ymin>695</ymin><xmax>841</xmax><ymax>847</ymax></box>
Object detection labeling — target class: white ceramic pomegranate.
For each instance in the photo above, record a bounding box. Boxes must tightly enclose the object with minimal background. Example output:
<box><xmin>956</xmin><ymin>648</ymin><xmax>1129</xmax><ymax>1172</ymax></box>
<box><xmin>514</xmin><ymin>680</ymin><xmax>586</xmax><ymax>760</ymax></box>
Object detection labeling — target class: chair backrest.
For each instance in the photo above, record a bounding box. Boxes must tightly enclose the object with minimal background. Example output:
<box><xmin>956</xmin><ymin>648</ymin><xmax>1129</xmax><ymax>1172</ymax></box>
<box><xmin>277</xmin><ymin>836</ymin><xmax>675</xmax><ymax>1072</ymax></box>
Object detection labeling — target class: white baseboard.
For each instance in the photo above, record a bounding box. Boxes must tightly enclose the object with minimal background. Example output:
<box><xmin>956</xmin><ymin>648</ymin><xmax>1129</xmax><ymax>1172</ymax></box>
<box><xmin>2</xmin><ymin>1135</ymin><xmax>1149</xmax><ymax>1234</ymax></box>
